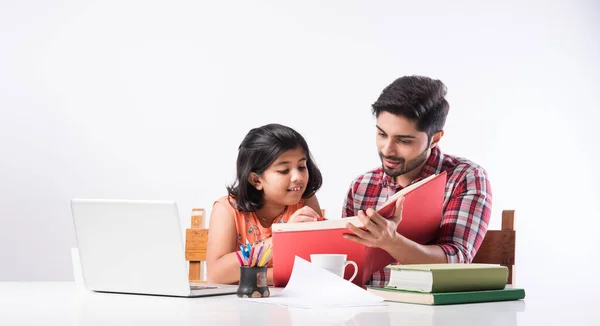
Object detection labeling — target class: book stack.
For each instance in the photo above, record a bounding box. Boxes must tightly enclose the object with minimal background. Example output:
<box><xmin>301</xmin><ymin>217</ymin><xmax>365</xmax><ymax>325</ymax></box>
<box><xmin>367</xmin><ymin>263</ymin><xmax>525</xmax><ymax>305</ymax></box>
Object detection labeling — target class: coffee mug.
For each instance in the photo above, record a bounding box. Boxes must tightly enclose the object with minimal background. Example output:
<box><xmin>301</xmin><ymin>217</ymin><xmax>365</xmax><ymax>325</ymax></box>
<box><xmin>309</xmin><ymin>254</ymin><xmax>358</xmax><ymax>282</ymax></box>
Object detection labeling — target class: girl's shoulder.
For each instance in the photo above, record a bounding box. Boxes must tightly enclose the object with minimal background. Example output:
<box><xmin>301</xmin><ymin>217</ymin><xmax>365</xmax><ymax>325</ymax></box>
<box><xmin>214</xmin><ymin>195</ymin><xmax>234</xmax><ymax>207</ymax></box>
<box><xmin>213</xmin><ymin>195</ymin><xmax>241</xmax><ymax>217</ymax></box>
<box><xmin>214</xmin><ymin>195</ymin><xmax>256</xmax><ymax>220</ymax></box>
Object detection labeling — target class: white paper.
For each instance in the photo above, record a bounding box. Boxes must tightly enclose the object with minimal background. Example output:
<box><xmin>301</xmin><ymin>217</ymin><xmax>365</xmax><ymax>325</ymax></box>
<box><xmin>245</xmin><ymin>256</ymin><xmax>386</xmax><ymax>308</ymax></box>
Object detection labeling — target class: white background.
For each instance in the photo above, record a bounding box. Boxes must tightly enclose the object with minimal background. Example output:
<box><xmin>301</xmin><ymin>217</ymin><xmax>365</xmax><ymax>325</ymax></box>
<box><xmin>1</xmin><ymin>0</ymin><xmax>598</xmax><ymax>294</ymax></box>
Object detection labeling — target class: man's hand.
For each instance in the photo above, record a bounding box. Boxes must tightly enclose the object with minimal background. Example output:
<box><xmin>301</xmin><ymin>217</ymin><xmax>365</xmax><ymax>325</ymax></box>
<box><xmin>288</xmin><ymin>206</ymin><xmax>320</xmax><ymax>223</ymax></box>
<box><xmin>343</xmin><ymin>196</ymin><xmax>405</xmax><ymax>250</ymax></box>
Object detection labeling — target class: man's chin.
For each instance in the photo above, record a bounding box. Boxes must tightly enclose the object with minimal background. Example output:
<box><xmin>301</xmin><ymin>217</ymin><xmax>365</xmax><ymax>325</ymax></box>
<box><xmin>383</xmin><ymin>166</ymin><xmax>403</xmax><ymax>178</ymax></box>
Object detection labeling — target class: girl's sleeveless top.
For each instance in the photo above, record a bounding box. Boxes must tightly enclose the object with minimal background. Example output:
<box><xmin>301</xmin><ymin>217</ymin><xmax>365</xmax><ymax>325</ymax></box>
<box><xmin>213</xmin><ymin>196</ymin><xmax>304</xmax><ymax>267</ymax></box>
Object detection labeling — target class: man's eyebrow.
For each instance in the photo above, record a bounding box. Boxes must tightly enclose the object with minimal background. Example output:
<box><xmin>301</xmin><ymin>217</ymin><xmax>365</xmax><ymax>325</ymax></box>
<box><xmin>376</xmin><ymin>125</ymin><xmax>417</xmax><ymax>139</ymax></box>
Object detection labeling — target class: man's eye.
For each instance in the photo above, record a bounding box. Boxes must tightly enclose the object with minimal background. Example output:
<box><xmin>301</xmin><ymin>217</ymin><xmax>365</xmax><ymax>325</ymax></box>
<box><xmin>399</xmin><ymin>140</ymin><xmax>412</xmax><ymax>145</ymax></box>
<box><xmin>378</xmin><ymin>132</ymin><xmax>386</xmax><ymax>137</ymax></box>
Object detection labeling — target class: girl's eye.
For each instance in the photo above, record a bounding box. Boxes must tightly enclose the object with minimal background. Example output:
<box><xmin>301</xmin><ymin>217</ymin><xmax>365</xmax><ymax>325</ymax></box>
<box><xmin>277</xmin><ymin>169</ymin><xmax>290</xmax><ymax>174</ymax></box>
<box><xmin>298</xmin><ymin>166</ymin><xmax>307</xmax><ymax>171</ymax></box>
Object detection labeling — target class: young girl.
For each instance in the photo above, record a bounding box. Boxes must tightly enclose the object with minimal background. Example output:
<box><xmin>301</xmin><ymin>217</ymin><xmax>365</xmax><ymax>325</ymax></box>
<box><xmin>206</xmin><ymin>123</ymin><xmax>323</xmax><ymax>285</ymax></box>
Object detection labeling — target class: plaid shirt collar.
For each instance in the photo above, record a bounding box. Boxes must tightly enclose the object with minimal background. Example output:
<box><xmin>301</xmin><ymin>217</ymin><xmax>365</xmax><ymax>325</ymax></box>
<box><xmin>381</xmin><ymin>146</ymin><xmax>445</xmax><ymax>189</ymax></box>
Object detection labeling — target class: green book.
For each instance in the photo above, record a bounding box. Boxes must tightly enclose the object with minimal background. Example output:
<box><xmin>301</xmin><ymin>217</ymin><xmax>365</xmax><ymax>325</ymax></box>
<box><xmin>367</xmin><ymin>286</ymin><xmax>526</xmax><ymax>305</ymax></box>
<box><xmin>385</xmin><ymin>263</ymin><xmax>508</xmax><ymax>292</ymax></box>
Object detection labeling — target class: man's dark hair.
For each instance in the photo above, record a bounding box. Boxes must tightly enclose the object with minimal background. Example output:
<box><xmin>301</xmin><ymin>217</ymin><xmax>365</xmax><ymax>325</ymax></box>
<box><xmin>372</xmin><ymin>75</ymin><xmax>449</xmax><ymax>139</ymax></box>
<box><xmin>227</xmin><ymin>123</ymin><xmax>323</xmax><ymax>212</ymax></box>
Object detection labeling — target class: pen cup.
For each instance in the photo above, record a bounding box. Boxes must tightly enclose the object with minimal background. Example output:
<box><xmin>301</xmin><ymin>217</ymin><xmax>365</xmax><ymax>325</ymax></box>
<box><xmin>237</xmin><ymin>266</ymin><xmax>270</xmax><ymax>298</ymax></box>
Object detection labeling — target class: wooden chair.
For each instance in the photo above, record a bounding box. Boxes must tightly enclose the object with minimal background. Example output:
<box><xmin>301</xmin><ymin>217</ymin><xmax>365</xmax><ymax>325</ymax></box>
<box><xmin>472</xmin><ymin>210</ymin><xmax>516</xmax><ymax>284</ymax></box>
<box><xmin>184</xmin><ymin>207</ymin><xmax>326</xmax><ymax>282</ymax></box>
<box><xmin>185</xmin><ymin>208</ymin><xmax>208</xmax><ymax>282</ymax></box>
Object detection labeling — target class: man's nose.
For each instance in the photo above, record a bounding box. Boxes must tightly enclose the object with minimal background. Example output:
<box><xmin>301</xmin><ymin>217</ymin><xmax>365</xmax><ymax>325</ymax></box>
<box><xmin>381</xmin><ymin>139</ymin><xmax>395</xmax><ymax>157</ymax></box>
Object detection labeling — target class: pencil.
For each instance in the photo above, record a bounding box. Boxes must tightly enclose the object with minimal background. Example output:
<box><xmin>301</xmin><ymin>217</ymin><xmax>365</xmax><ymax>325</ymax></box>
<box><xmin>239</xmin><ymin>245</ymin><xmax>247</xmax><ymax>260</ymax></box>
<box><xmin>258</xmin><ymin>246</ymin><xmax>272</xmax><ymax>267</ymax></box>
<box><xmin>255</xmin><ymin>244</ymin><xmax>264</xmax><ymax>267</ymax></box>
<box><xmin>248</xmin><ymin>246</ymin><xmax>256</xmax><ymax>266</ymax></box>
<box><xmin>259</xmin><ymin>251</ymin><xmax>272</xmax><ymax>267</ymax></box>
<box><xmin>235</xmin><ymin>251</ymin><xmax>245</xmax><ymax>266</ymax></box>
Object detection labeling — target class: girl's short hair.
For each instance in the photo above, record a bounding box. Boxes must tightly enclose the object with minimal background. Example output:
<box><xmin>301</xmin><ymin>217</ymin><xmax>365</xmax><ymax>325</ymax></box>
<box><xmin>227</xmin><ymin>123</ymin><xmax>323</xmax><ymax>212</ymax></box>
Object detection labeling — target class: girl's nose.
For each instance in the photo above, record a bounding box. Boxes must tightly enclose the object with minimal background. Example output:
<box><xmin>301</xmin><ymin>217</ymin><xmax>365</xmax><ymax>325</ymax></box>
<box><xmin>290</xmin><ymin>169</ymin><xmax>304</xmax><ymax>182</ymax></box>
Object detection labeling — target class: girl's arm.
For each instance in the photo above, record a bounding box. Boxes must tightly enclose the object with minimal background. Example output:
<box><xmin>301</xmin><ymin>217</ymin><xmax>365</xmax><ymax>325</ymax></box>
<box><xmin>206</xmin><ymin>201</ymin><xmax>245</xmax><ymax>284</ymax></box>
<box><xmin>304</xmin><ymin>195</ymin><xmax>322</xmax><ymax>216</ymax></box>
<box><xmin>206</xmin><ymin>204</ymin><xmax>275</xmax><ymax>285</ymax></box>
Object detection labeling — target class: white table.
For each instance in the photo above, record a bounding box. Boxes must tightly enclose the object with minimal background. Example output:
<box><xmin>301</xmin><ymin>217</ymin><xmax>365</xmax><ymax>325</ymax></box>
<box><xmin>0</xmin><ymin>282</ymin><xmax>597</xmax><ymax>325</ymax></box>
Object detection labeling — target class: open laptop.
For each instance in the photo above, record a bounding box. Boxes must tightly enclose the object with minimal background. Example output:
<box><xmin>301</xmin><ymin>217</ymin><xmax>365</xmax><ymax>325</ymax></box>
<box><xmin>70</xmin><ymin>198</ymin><xmax>237</xmax><ymax>297</ymax></box>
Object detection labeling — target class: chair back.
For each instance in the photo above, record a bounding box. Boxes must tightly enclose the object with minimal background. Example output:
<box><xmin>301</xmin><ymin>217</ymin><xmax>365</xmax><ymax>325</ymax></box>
<box><xmin>472</xmin><ymin>210</ymin><xmax>516</xmax><ymax>284</ymax></box>
<box><xmin>185</xmin><ymin>208</ymin><xmax>208</xmax><ymax>282</ymax></box>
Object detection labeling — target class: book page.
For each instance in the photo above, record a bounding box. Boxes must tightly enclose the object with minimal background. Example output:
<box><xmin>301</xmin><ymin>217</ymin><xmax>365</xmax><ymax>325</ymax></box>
<box><xmin>272</xmin><ymin>216</ymin><xmax>363</xmax><ymax>232</ymax></box>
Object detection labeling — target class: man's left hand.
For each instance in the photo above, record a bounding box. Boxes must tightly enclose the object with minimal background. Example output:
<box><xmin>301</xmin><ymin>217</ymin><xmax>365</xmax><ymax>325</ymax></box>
<box><xmin>343</xmin><ymin>196</ymin><xmax>404</xmax><ymax>250</ymax></box>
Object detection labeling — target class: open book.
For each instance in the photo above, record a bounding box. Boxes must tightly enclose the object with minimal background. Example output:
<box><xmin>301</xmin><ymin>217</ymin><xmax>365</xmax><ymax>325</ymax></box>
<box><xmin>272</xmin><ymin>171</ymin><xmax>447</xmax><ymax>288</ymax></box>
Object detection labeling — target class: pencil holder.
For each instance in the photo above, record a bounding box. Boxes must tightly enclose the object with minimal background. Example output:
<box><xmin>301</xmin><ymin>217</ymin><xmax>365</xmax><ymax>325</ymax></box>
<box><xmin>237</xmin><ymin>266</ymin><xmax>270</xmax><ymax>298</ymax></box>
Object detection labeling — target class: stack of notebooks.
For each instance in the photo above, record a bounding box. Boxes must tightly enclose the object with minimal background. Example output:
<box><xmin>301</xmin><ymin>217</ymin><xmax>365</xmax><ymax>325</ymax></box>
<box><xmin>367</xmin><ymin>263</ymin><xmax>526</xmax><ymax>305</ymax></box>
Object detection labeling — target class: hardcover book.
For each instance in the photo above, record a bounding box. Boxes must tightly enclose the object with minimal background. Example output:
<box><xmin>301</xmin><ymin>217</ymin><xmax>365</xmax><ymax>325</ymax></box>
<box><xmin>367</xmin><ymin>286</ymin><xmax>525</xmax><ymax>305</ymax></box>
<box><xmin>272</xmin><ymin>171</ymin><xmax>448</xmax><ymax>287</ymax></box>
<box><xmin>384</xmin><ymin>263</ymin><xmax>508</xmax><ymax>293</ymax></box>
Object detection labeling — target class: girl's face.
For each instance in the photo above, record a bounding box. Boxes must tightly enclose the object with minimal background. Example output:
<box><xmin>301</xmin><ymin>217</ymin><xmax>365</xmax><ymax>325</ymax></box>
<box><xmin>250</xmin><ymin>147</ymin><xmax>309</xmax><ymax>207</ymax></box>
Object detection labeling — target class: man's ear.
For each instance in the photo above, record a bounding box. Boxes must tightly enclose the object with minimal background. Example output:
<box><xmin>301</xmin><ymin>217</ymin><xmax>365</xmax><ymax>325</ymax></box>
<box><xmin>248</xmin><ymin>172</ymin><xmax>263</xmax><ymax>190</ymax></box>
<box><xmin>429</xmin><ymin>130</ymin><xmax>444</xmax><ymax>149</ymax></box>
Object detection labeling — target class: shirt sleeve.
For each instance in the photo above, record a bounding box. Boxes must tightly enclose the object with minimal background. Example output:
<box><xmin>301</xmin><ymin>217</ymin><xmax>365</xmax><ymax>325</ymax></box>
<box><xmin>341</xmin><ymin>182</ymin><xmax>356</xmax><ymax>218</ymax></box>
<box><xmin>437</xmin><ymin>167</ymin><xmax>492</xmax><ymax>263</ymax></box>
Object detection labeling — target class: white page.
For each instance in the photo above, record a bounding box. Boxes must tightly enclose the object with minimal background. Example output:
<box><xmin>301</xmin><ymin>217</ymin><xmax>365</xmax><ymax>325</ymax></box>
<box><xmin>245</xmin><ymin>256</ymin><xmax>386</xmax><ymax>308</ymax></box>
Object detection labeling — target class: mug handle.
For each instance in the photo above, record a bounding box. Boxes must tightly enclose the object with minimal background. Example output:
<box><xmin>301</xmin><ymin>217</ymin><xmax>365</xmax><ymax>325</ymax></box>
<box><xmin>344</xmin><ymin>260</ymin><xmax>358</xmax><ymax>282</ymax></box>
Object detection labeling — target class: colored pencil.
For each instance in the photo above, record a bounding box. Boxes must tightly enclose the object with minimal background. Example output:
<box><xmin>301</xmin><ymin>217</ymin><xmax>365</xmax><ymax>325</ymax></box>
<box><xmin>235</xmin><ymin>251</ymin><xmax>245</xmax><ymax>266</ymax></box>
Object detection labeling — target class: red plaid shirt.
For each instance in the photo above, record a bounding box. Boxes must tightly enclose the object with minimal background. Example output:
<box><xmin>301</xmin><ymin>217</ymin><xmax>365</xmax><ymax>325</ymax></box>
<box><xmin>342</xmin><ymin>146</ymin><xmax>492</xmax><ymax>286</ymax></box>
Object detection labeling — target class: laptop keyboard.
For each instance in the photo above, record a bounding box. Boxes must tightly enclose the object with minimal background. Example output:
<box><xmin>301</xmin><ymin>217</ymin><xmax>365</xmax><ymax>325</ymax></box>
<box><xmin>190</xmin><ymin>285</ymin><xmax>218</xmax><ymax>290</ymax></box>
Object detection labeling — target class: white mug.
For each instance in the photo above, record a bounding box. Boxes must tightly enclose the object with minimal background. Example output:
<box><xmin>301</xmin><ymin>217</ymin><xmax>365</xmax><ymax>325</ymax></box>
<box><xmin>309</xmin><ymin>254</ymin><xmax>358</xmax><ymax>282</ymax></box>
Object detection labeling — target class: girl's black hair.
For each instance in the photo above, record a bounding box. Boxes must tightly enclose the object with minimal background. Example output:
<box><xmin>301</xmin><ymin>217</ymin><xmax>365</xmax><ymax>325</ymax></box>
<box><xmin>226</xmin><ymin>123</ymin><xmax>322</xmax><ymax>212</ymax></box>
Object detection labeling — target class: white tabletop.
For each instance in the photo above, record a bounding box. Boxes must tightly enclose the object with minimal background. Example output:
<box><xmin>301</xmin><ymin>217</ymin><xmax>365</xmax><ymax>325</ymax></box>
<box><xmin>0</xmin><ymin>282</ymin><xmax>597</xmax><ymax>325</ymax></box>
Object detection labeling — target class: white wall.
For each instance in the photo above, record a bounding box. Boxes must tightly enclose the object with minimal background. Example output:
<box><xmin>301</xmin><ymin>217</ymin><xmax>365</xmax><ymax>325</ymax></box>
<box><xmin>1</xmin><ymin>0</ymin><xmax>599</xmax><ymax>292</ymax></box>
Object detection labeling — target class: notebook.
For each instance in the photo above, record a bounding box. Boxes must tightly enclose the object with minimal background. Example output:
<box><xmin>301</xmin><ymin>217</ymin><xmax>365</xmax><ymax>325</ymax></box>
<box><xmin>70</xmin><ymin>198</ymin><xmax>237</xmax><ymax>297</ymax></box>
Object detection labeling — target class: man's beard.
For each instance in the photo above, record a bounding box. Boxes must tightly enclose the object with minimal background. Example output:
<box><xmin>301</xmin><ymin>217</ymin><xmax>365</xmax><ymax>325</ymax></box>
<box><xmin>379</xmin><ymin>147</ymin><xmax>429</xmax><ymax>178</ymax></box>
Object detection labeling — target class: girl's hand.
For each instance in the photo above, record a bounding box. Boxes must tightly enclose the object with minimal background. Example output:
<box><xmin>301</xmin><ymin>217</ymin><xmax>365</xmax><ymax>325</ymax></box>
<box><xmin>260</xmin><ymin>237</ymin><xmax>273</xmax><ymax>249</ymax></box>
<box><xmin>288</xmin><ymin>206</ymin><xmax>321</xmax><ymax>223</ymax></box>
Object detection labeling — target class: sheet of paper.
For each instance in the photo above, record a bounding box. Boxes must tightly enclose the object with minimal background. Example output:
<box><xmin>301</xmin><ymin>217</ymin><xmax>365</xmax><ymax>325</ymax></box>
<box><xmin>246</xmin><ymin>256</ymin><xmax>386</xmax><ymax>308</ymax></box>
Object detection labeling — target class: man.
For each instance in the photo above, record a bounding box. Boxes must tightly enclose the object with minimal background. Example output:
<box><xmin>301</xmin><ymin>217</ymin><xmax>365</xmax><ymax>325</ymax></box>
<box><xmin>342</xmin><ymin>75</ymin><xmax>492</xmax><ymax>286</ymax></box>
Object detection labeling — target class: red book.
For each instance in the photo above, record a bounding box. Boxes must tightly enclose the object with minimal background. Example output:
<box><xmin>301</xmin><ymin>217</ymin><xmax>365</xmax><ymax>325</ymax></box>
<box><xmin>272</xmin><ymin>171</ymin><xmax>447</xmax><ymax>288</ymax></box>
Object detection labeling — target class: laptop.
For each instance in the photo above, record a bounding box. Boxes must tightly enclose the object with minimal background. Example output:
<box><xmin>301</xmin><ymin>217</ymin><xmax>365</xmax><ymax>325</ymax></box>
<box><xmin>70</xmin><ymin>198</ymin><xmax>237</xmax><ymax>297</ymax></box>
